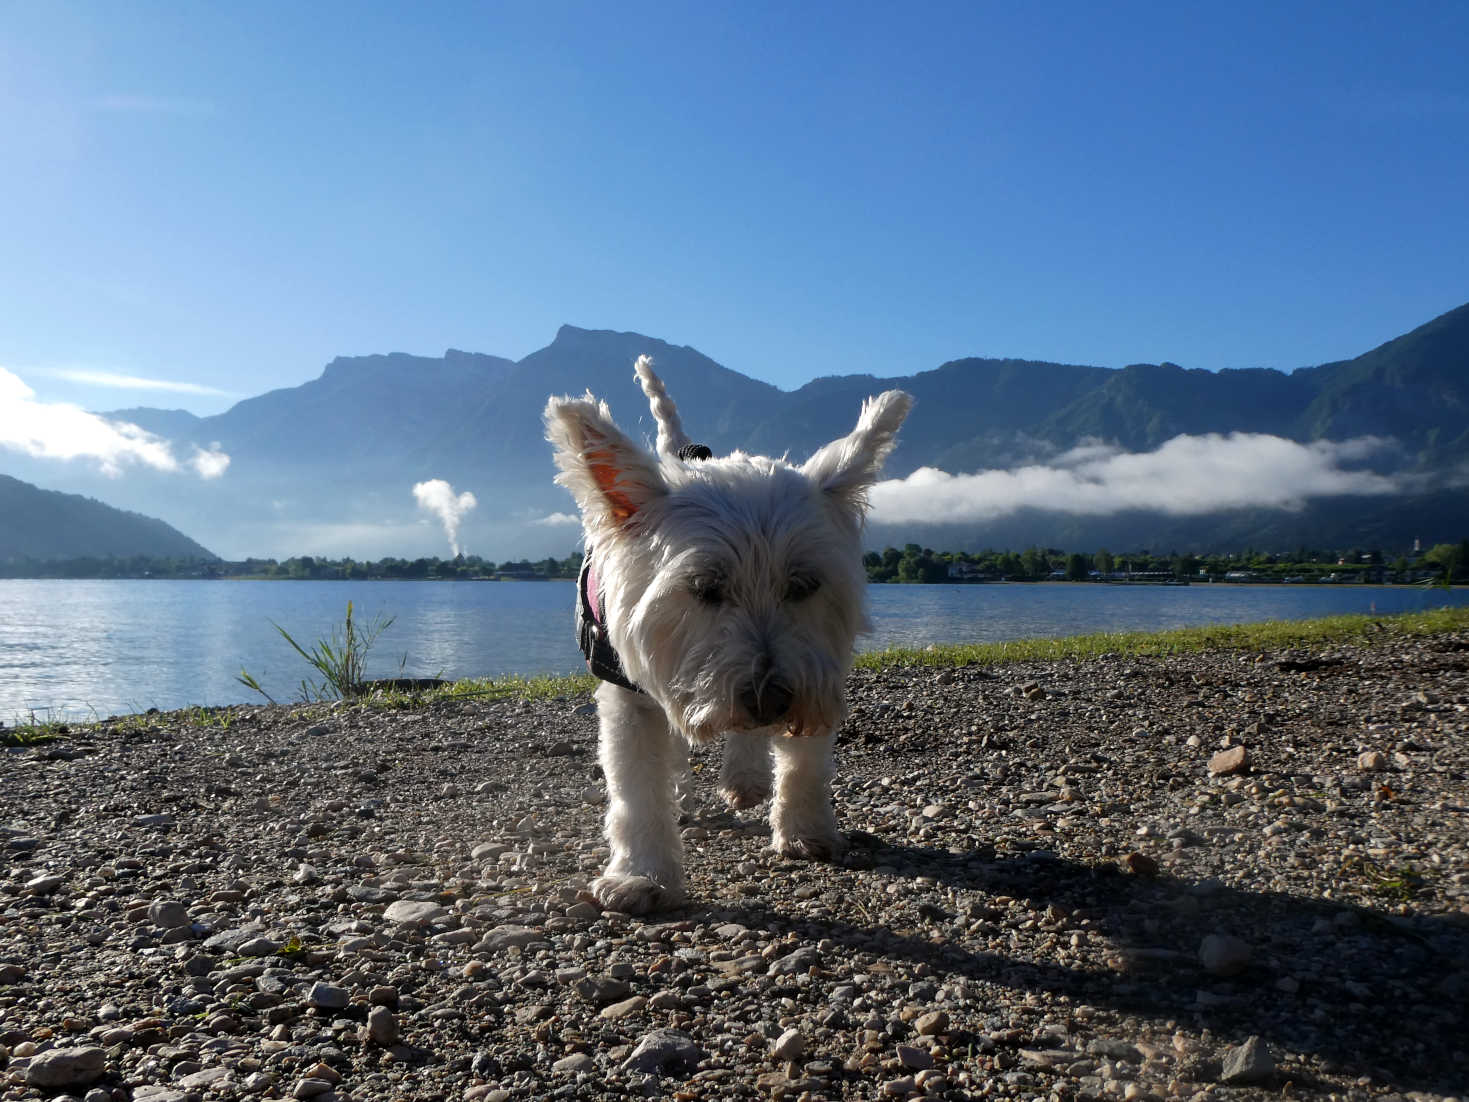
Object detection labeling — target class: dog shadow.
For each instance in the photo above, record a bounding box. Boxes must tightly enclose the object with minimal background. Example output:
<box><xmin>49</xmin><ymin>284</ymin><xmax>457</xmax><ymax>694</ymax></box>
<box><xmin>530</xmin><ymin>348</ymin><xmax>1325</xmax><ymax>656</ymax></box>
<box><xmin>708</xmin><ymin>835</ymin><xmax>1469</xmax><ymax>1096</ymax></box>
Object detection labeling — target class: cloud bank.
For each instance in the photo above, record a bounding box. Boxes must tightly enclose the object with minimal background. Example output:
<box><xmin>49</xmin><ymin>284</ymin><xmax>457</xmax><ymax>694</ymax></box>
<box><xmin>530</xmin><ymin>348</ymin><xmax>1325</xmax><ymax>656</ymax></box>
<box><xmin>413</xmin><ymin>479</ymin><xmax>477</xmax><ymax>557</ymax></box>
<box><xmin>869</xmin><ymin>433</ymin><xmax>1401</xmax><ymax>525</ymax></box>
<box><xmin>532</xmin><ymin>511</ymin><xmax>581</xmax><ymax>528</ymax></box>
<box><xmin>0</xmin><ymin>367</ymin><xmax>230</xmax><ymax>478</ymax></box>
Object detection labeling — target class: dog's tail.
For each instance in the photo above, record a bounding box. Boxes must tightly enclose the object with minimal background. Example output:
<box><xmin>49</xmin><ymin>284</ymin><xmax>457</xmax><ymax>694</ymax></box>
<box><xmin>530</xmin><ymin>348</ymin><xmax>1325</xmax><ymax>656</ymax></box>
<box><xmin>634</xmin><ymin>355</ymin><xmax>693</xmax><ymax>458</ymax></box>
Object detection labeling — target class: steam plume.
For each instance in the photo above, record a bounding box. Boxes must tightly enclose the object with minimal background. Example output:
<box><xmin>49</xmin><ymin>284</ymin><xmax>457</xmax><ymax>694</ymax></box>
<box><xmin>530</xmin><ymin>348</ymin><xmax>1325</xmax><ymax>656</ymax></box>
<box><xmin>413</xmin><ymin>479</ymin><xmax>477</xmax><ymax>556</ymax></box>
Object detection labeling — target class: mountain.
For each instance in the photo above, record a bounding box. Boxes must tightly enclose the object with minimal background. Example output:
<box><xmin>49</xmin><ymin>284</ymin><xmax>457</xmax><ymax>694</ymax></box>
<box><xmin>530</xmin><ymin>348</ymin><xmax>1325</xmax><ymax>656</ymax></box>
<box><xmin>3</xmin><ymin>304</ymin><xmax>1464</xmax><ymax>560</ymax></box>
<box><xmin>0</xmin><ymin>475</ymin><xmax>216</xmax><ymax>561</ymax></box>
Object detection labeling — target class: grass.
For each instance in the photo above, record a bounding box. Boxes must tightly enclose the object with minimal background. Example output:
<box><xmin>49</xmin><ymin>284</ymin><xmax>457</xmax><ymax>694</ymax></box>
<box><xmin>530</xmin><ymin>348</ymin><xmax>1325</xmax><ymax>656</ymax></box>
<box><xmin>1</xmin><ymin>714</ymin><xmax>69</xmax><ymax>746</ymax></box>
<box><xmin>852</xmin><ymin>605</ymin><xmax>1469</xmax><ymax>671</ymax></box>
<box><xmin>238</xmin><ymin>600</ymin><xmax>399</xmax><ymax>704</ymax></box>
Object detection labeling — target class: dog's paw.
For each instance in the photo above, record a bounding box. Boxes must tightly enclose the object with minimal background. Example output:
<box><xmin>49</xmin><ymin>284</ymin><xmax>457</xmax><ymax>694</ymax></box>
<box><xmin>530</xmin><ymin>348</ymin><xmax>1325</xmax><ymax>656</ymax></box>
<box><xmin>591</xmin><ymin>874</ymin><xmax>686</xmax><ymax>915</ymax></box>
<box><xmin>772</xmin><ymin>831</ymin><xmax>849</xmax><ymax>863</ymax></box>
<box><xmin>719</xmin><ymin>783</ymin><xmax>771</xmax><ymax>810</ymax></box>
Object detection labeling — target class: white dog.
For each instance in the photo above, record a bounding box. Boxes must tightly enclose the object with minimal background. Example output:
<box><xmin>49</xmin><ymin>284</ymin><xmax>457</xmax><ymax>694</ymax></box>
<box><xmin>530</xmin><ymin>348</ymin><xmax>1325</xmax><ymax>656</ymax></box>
<box><xmin>546</xmin><ymin>357</ymin><xmax>912</xmax><ymax>913</ymax></box>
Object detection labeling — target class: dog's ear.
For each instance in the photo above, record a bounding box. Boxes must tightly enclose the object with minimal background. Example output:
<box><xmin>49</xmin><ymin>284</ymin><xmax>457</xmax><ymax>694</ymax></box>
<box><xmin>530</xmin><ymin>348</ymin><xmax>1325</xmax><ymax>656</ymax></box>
<box><xmin>545</xmin><ymin>394</ymin><xmax>666</xmax><ymax>530</ymax></box>
<box><xmin>801</xmin><ymin>390</ymin><xmax>913</xmax><ymax>512</ymax></box>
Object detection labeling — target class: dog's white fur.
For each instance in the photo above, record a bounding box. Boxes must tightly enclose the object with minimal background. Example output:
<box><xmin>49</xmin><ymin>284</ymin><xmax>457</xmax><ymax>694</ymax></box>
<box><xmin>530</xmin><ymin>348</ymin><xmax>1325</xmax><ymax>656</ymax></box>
<box><xmin>546</xmin><ymin>356</ymin><xmax>912</xmax><ymax>913</ymax></box>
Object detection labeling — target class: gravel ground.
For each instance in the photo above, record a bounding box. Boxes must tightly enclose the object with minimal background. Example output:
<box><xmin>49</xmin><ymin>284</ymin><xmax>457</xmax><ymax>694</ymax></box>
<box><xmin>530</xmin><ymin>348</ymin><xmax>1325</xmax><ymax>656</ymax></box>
<box><xmin>3</xmin><ymin>628</ymin><xmax>1467</xmax><ymax>1102</ymax></box>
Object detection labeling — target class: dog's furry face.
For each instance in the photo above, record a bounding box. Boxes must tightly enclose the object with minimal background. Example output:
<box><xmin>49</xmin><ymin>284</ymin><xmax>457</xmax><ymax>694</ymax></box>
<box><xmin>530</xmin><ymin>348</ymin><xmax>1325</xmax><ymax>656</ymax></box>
<box><xmin>546</xmin><ymin>372</ymin><xmax>911</xmax><ymax>742</ymax></box>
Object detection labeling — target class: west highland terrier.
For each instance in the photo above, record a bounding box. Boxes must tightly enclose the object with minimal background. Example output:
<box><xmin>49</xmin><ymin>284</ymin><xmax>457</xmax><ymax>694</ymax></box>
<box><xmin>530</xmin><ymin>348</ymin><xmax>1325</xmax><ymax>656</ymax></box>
<box><xmin>545</xmin><ymin>356</ymin><xmax>912</xmax><ymax>913</ymax></box>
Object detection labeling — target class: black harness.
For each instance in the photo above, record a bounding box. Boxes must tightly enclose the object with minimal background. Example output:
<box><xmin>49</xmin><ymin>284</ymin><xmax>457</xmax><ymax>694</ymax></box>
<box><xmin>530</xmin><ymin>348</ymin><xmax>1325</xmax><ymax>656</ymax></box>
<box><xmin>575</xmin><ymin>442</ymin><xmax>712</xmax><ymax>693</ymax></box>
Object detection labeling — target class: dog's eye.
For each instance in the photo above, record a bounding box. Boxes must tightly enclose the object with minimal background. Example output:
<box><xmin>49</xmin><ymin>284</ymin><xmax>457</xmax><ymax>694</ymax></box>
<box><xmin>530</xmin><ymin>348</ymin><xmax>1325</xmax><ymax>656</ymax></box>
<box><xmin>786</xmin><ymin>574</ymin><xmax>820</xmax><ymax>602</ymax></box>
<box><xmin>691</xmin><ymin>578</ymin><xmax>725</xmax><ymax>605</ymax></box>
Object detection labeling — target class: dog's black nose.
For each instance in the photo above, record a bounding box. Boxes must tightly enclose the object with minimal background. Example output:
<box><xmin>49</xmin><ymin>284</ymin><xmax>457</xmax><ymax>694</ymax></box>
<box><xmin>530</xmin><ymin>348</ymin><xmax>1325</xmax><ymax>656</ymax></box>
<box><xmin>741</xmin><ymin>680</ymin><xmax>794</xmax><ymax>726</ymax></box>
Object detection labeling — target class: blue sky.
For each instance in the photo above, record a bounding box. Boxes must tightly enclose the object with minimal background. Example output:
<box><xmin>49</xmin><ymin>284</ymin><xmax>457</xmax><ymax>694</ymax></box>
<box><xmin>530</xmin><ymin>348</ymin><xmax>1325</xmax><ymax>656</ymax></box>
<box><xmin>3</xmin><ymin>1</ymin><xmax>1467</xmax><ymax>419</ymax></box>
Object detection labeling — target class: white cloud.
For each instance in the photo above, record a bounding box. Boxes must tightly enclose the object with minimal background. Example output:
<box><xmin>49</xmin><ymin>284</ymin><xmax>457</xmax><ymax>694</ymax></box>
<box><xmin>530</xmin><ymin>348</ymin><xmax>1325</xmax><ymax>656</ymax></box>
<box><xmin>40</xmin><ymin>367</ymin><xmax>236</xmax><ymax>397</ymax></box>
<box><xmin>190</xmin><ymin>443</ymin><xmax>231</xmax><ymax>479</ymax></box>
<box><xmin>413</xmin><ymin>479</ymin><xmax>477</xmax><ymax>557</ymax></box>
<box><xmin>0</xmin><ymin>366</ymin><xmax>230</xmax><ymax>478</ymax></box>
<box><xmin>870</xmin><ymin>433</ymin><xmax>1402</xmax><ymax>525</ymax></box>
<box><xmin>531</xmin><ymin>511</ymin><xmax>582</xmax><ymax>527</ymax></box>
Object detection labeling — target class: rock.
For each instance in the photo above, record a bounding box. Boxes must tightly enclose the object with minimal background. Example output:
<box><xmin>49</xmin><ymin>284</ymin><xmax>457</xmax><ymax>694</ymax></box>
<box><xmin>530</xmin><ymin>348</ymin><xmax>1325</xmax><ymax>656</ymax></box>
<box><xmin>362</xmin><ymin>1005</ymin><xmax>400</xmax><ymax>1045</ymax></box>
<box><xmin>767</xmin><ymin>946</ymin><xmax>820</xmax><ymax>976</ymax></box>
<box><xmin>307</xmin><ymin>982</ymin><xmax>350</xmax><ymax>1010</ymax></box>
<box><xmin>25</xmin><ymin>1045</ymin><xmax>108</xmax><ymax>1087</ymax></box>
<box><xmin>1220</xmin><ymin>1035</ymin><xmax>1275</xmax><ymax>1083</ymax></box>
<box><xmin>24</xmin><ymin>873</ymin><xmax>64</xmax><ymax>896</ymax></box>
<box><xmin>1357</xmin><ymin>750</ymin><xmax>1387</xmax><ymax>772</ymax></box>
<box><xmin>475</xmin><ymin>924</ymin><xmax>546</xmax><ymax>951</ymax></box>
<box><xmin>896</xmin><ymin>1043</ymin><xmax>933</xmax><ymax>1070</ymax></box>
<box><xmin>0</xmin><ymin>962</ymin><xmax>26</xmax><ymax>984</ymax></box>
<box><xmin>553</xmin><ymin>1051</ymin><xmax>596</xmax><ymax>1074</ymax></box>
<box><xmin>914</xmin><ymin>1010</ymin><xmax>949</xmax><ymax>1036</ymax></box>
<box><xmin>132</xmin><ymin>1088</ymin><xmax>191</xmax><ymax>1102</ymax></box>
<box><xmin>1208</xmin><ymin>745</ymin><xmax>1248</xmax><ymax>775</ymax></box>
<box><xmin>383</xmin><ymin>899</ymin><xmax>447</xmax><ymax>925</ymax></box>
<box><xmin>600</xmin><ymin>994</ymin><xmax>647</xmax><ymax>1020</ymax></box>
<box><xmin>574</xmin><ymin>974</ymin><xmax>632</xmax><ymax>1005</ymax></box>
<box><xmin>237</xmin><ymin>936</ymin><xmax>281</xmax><ymax>956</ymax></box>
<box><xmin>177</xmin><ymin>1066</ymin><xmax>233</xmax><ymax>1090</ymax></box>
<box><xmin>1199</xmin><ymin>933</ymin><xmax>1252</xmax><ymax>977</ymax></box>
<box><xmin>621</xmin><ymin>1028</ymin><xmax>705</xmax><ymax>1074</ymax></box>
<box><xmin>772</xmin><ymin>1028</ymin><xmax>806</xmax><ymax>1061</ymax></box>
<box><xmin>1124</xmin><ymin>851</ymin><xmax>1159</xmax><ymax>876</ymax></box>
<box><xmin>148</xmin><ymin>899</ymin><xmax>191</xmax><ymax>929</ymax></box>
<box><xmin>293</xmin><ymin>1077</ymin><xmax>334</xmax><ymax>1098</ymax></box>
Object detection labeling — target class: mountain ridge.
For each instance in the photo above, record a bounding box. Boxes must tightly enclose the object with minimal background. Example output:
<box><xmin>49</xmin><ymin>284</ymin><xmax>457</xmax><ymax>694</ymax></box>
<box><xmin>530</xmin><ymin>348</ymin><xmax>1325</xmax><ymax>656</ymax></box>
<box><xmin>6</xmin><ymin>299</ymin><xmax>1458</xmax><ymax>559</ymax></box>
<box><xmin>0</xmin><ymin>475</ymin><xmax>216</xmax><ymax>562</ymax></box>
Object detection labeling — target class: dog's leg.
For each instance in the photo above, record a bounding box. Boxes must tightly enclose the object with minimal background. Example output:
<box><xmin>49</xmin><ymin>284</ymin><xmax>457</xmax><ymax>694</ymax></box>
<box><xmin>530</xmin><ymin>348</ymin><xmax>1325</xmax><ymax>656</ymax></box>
<box><xmin>769</xmin><ymin>732</ymin><xmax>847</xmax><ymax>861</ymax></box>
<box><xmin>592</xmin><ymin>682</ymin><xmax>687</xmax><ymax>913</ymax></box>
<box><xmin>719</xmin><ymin>731</ymin><xmax>773</xmax><ymax>809</ymax></box>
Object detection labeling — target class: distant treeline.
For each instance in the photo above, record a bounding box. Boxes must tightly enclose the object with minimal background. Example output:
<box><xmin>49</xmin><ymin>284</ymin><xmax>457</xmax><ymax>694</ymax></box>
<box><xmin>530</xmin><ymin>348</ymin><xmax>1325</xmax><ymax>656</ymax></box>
<box><xmin>864</xmin><ymin>542</ymin><xmax>1469</xmax><ymax>585</ymax></box>
<box><xmin>3</xmin><ymin>542</ymin><xmax>1464</xmax><ymax>584</ymax></box>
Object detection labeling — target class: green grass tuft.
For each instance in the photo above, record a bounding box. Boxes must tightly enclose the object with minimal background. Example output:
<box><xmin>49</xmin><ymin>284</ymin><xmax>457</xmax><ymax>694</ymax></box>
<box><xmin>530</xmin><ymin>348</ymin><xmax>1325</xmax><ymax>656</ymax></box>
<box><xmin>852</xmin><ymin>605</ymin><xmax>1469</xmax><ymax>671</ymax></box>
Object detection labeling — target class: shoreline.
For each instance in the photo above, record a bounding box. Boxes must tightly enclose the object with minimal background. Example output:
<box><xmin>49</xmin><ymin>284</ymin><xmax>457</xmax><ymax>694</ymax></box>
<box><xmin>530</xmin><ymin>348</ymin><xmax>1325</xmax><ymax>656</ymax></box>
<box><xmin>2</xmin><ymin>616</ymin><xmax>1467</xmax><ymax>1100</ymax></box>
<box><xmin>6</xmin><ymin>606</ymin><xmax>1469</xmax><ymax>735</ymax></box>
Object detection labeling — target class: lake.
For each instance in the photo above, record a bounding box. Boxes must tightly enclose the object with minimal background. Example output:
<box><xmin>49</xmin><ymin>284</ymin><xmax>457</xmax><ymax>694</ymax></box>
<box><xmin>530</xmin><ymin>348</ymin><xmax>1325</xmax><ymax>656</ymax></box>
<box><xmin>2</xmin><ymin>578</ymin><xmax>1464</xmax><ymax>722</ymax></box>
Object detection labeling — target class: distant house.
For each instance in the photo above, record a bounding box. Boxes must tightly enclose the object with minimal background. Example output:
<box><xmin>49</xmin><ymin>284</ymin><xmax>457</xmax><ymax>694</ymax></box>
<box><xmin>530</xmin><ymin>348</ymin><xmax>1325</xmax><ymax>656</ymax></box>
<box><xmin>947</xmin><ymin>561</ymin><xmax>987</xmax><ymax>581</ymax></box>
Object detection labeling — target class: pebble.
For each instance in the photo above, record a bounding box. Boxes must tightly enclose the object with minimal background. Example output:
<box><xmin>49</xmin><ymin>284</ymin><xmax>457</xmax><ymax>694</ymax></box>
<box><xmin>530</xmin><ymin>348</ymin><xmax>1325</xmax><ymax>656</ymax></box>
<box><xmin>307</xmin><ymin>982</ymin><xmax>350</xmax><ymax>1010</ymax></box>
<box><xmin>147</xmin><ymin>898</ymin><xmax>192</xmax><ymax>928</ymax></box>
<box><xmin>914</xmin><ymin>1010</ymin><xmax>948</xmax><ymax>1036</ymax></box>
<box><xmin>771</xmin><ymin>1028</ymin><xmax>806</xmax><ymax>1061</ymax></box>
<box><xmin>383</xmin><ymin>899</ymin><xmax>447</xmax><ymax>924</ymax></box>
<box><xmin>24</xmin><ymin>1046</ymin><xmax>108</xmax><ymax>1087</ymax></box>
<box><xmin>896</xmin><ymin>1043</ymin><xmax>933</xmax><ymax>1070</ymax></box>
<box><xmin>599</xmin><ymin>994</ymin><xmax>648</xmax><ymax>1020</ymax></box>
<box><xmin>622</xmin><ymin>1028</ymin><xmax>705</xmax><ymax>1074</ymax></box>
<box><xmin>553</xmin><ymin>1051</ymin><xmax>596</xmax><ymax>1074</ymax></box>
<box><xmin>362</xmin><ymin>1005</ymin><xmax>400</xmax><ymax>1045</ymax></box>
<box><xmin>1220</xmin><ymin>1035</ymin><xmax>1275</xmax><ymax>1083</ymax></box>
<box><xmin>1208</xmin><ymin>745</ymin><xmax>1249</xmax><ymax>775</ymax></box>
<box><xmin>1198</xmin><ymin>933</ymin><xmax>1252</xmax><ymax>976</ymax></box>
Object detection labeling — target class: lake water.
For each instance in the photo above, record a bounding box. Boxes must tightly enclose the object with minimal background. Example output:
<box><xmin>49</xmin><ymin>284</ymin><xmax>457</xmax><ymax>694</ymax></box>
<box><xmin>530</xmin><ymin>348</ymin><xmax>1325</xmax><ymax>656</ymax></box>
<box><xmin>2</xmin><ymin>578</ymin><xmax>1464</xmax><ymax>722</ymax></box>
